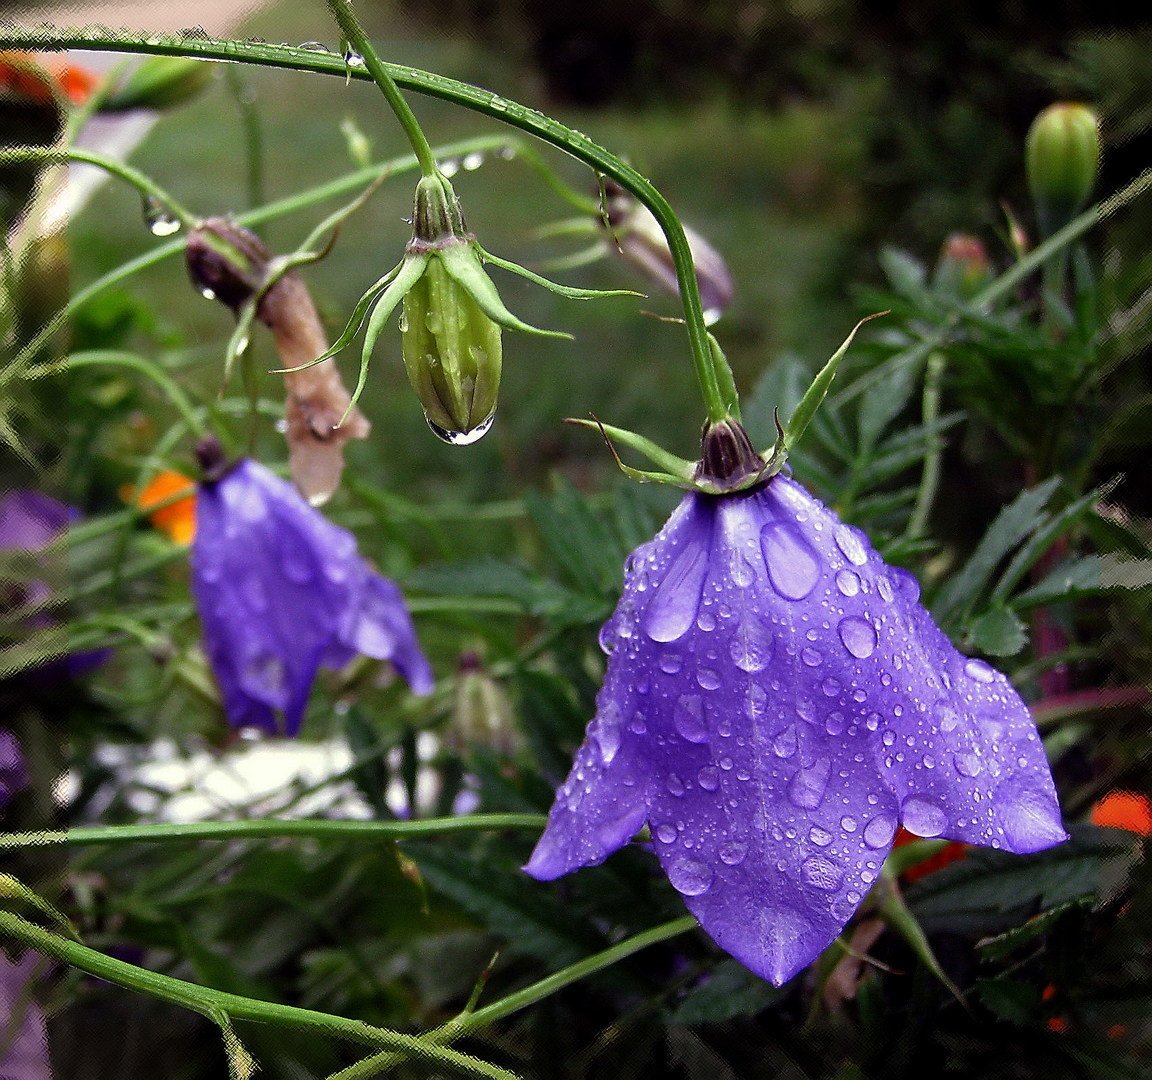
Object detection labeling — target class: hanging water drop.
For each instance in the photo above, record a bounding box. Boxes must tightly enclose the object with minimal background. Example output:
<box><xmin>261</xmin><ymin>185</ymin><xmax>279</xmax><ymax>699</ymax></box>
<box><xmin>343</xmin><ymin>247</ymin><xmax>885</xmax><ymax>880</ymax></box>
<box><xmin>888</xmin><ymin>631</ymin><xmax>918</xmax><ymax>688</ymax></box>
<box><xmin>462</xmin><ymin>151</ymin><xmax>486</xmax><ymax>171</ymax></box>
<box><xmin>426</xmin><ymin>410</ymin><xmax>495</xmax><ymax>445</ymax></box>
<box><xmin>142</xmin><ymin>195</ymin><xmax>180</xmax><ymax>237</ymax></box>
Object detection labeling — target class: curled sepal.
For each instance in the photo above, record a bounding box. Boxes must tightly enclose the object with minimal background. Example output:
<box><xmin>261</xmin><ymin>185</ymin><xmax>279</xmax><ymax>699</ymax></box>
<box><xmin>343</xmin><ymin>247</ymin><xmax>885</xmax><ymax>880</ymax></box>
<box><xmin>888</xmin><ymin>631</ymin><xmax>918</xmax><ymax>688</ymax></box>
<box><xmin>779</xmin><ymin>313</ymin><xmax>886</xmax><ymax>458</ymax></box>
<box><xmin>270</xmin><ymin>264</ymin><xmax>401</xmax><ymax>376</ymax></box>
<box><xmin>475</xmin><ymin>244</ymin><xmax>642</xmax><ymax>301</ymax></box>
<box><xmin>438</xmin><ymin>244</ymin><xmax>571</xmax><ymax>340</ymax></box>
<box><xmin>565</xmin><ymin>417</ymin><xmax>695</xmax><ymax>487</ymax></box>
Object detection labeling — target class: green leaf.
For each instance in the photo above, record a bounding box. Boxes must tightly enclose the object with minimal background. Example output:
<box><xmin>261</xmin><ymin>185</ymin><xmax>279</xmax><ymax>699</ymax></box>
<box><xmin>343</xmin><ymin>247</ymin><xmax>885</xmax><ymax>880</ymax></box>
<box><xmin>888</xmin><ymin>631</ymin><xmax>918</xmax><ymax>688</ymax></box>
<box><xmin>976</xmin><ymin>896</ymin><xmax>1093</xmax><ymax>962</ymax></box>
<box><xmin>908</xmin><ymin>824</ymin><xmax>1135</xmax><ymax>934</ymax></box>
<box><xmin>966</xmin><ymin>605</ymin><xmax>1029</xmax><ymax>656</ymax></box>
<box><xmin>878</xmin><ymin>246</ymin><xmax>930</xmax><ymax>301</ymax></box>
<box><xmin>526</xmin><ymin>480</ymin><xmax>627</xmax><ymax>597</ymax></box>
<box><xmin>932</xmin><ymin>477</ymin><xmax>1062</xmax><ymax>624</ymax></box>
<box><xmin>976</xmin><ymin>978</ymin><xmax>1042</xmax><ymax>1025</ymax></box>
<box><xmin>856</xmin><ymin>356</ymin><xmax>918</xmax><ymax>454</ymax></box>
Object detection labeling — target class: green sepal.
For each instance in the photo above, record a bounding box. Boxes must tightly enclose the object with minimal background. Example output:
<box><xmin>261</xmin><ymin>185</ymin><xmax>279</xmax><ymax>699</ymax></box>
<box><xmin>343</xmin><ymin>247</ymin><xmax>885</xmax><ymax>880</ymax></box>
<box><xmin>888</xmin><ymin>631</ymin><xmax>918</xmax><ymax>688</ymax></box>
<box><xmin>346</xmin><ymin>253</ymin><xmax>431</xmax><ymax>419</ymax></box>
<box><xmin>438</xmin><ymin>243</ymin><xmax>571</xmax><ymax>339</ymax></box>
<box><xmin>565</xmin><ymin>417</ymin><xmax>695</xmax><ymax>485</ymax></box>
<box><xmin>779</xmin><ymin>312</ymin><xmax>885</xmax><ymax>457</ymax></box>
<box><xmin>707</xmin><ymin>333</ymin><xmax>741</xmax><ymax>421</ymax></box>
<box><xmin>476</xmin><ymin>243</ymin><xmax>641</xmax><ymax>300</ymax></box>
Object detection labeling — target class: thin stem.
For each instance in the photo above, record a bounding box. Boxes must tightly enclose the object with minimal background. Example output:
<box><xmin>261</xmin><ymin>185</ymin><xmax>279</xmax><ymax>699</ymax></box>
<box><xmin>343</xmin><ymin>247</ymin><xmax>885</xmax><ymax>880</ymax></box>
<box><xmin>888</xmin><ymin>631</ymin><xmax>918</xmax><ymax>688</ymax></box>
<box><xmin>328</xmin><ymin>916</ymin><xmax>698</xmax><ymax>1080</ymax></box>
<box><xmin>4</xmin><ymin>29</ymin><xmax>727</xmax><ymax>420</ymax></box>
<box><xmin>0</xmin><ymin>145</ymin><xmax>197</xmax><ymax>229</ymax></box>
<box><xmin>905</xmin><ymin>351</ymin><xmax>946</xmax><ymax>541</ymax></box>
<box><xmin>326</xmin><ymin>0</ymin><xmax>439</xmax><ymax>178</ymax></box>
<box><xmin>0</xmin><ymin>813</ymin><xmax>547</xmax><ymax>851</ymax></box>
<box><xmin>225</xmin><ymin>66</ymin><xmax>266</xmax><ymax>209</ymax></box>
<box><xmin>0</xmin><ymin>911</ymin><xmax>517</xmax><ymax>1080</ymax></box>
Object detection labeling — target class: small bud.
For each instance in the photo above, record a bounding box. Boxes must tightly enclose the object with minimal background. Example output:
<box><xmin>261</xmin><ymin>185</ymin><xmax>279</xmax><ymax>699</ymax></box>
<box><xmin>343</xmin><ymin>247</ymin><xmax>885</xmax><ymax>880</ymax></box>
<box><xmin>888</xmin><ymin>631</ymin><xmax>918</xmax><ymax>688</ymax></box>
<box><xmin>933</xmin><ymin>233</ymin><xmax>993</xmax><ymax>298</ymax></box>
<box><xmin>103</xmin><ymin>56</ymin><xmax>212</xmax><ymax>112</ymax></box>
<box><xmin>1026</xmin><ymin>103</ymin><xmax>1100</xmax><ymax>239</ymax></box>
<box><xmin>602</xmin><ymin>180</ymin><xmax>733</xmax><ymax>322</ymax></box>
<box><xmin>185</xmin><ymin>218</ymin><xmax>269</xmax><ymax>313</ymax></box>
<box><xmin>450</xmin><ymin>651</ymin><xmax>519</xmax><ymax>758</ymax></box>
<box><xmin>401</xmin><ymin>248</ymin><xmax>503</xmax><ymax>441</ymax></box>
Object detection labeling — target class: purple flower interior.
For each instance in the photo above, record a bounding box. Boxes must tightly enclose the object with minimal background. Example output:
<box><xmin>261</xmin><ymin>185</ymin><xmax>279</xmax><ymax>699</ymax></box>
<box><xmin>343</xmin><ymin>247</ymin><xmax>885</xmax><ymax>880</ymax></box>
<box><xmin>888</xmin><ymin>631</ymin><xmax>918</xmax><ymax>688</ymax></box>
<box><xmin>527</xmin><ymin>474</ymin><xmax>1066</xmax><ymax>985</ymax></box>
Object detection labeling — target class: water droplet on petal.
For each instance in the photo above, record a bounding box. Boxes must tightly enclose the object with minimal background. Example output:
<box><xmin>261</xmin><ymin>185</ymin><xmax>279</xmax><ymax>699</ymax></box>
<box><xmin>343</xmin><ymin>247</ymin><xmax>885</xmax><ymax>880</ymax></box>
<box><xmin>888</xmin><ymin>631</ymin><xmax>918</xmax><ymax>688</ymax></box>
<box><xmin>729</xmin><ymin>621</ymin><xmax>774</xmax><ymax>672</ymax></box>
<box><xmin>801</xmin><ymin>647</ymin><xmax>822</xmax><ymax>667</ymax></box>
<box><xmin>696</xmin><ymin>666</ymin><xmax>721</xmax><ymax>691</ymax></box>
<box><xmin>839</xmin><ymin>616</ymin><xmax>878</xmax><ymax>659</ymax></box>
<box><xmin>998</xmin><ymin>784</ymin><xmax>1066</xmax><ymax>850</ymax></box>
<box><xmin>656</xmin><ymin>823</ymin><xmax>677</xmax><ymax>844</ymax></box>
<box><xmin>809</xmin><ymin>826</ymin><xmax>833</xmax><ymax>846</ymax></box>
<box><xmin>659</xmin><ymin>652</ymin><xmax>683</xmax><ymax>675</ymax></box>
<box><xmin>965</xmin><ymin>658</ymin><xmax>996</xmax><ymax>683</ymax></box>
<box><xmin>835</xmin><ymin>569</ymin><xmax>861</xmax><ymax>597</ymax></box>
<box><xmin>902</xmin><ymin>796</ymin><xmax>948</xmax><ymax>837</ymax></box>
<box><xmin>789</xmin><ymin>756</ymin><xmax>831</xmax><ymax>809</ymax></box>
<box><xmin>954</xmin><ymin>752</ymin><xmax>983</xmax><ymax>777</ymax></box>
<box><xmin>674</xmin><ymin>695</ymin><xmax>709</xmax><ymax>743</ymax></box>
<box><xmin>668</xmin><ymin>857</ymin><xmax>714</xmax><ymax>896</ymax></box>
<box><xmin>773</xmin><ymin>725</ymin><xmax>798</xmax><ymax>758</ymax></box>
<box><xmin>697</xmin><ymin>765</ymin><xmax>720</xmax><ymax>791</ymax></box>
<box><xmin>876</xmin><ymin>576</ymin><xmax>895</xmax><ymax>602</ymax></box>
<box><xmin>835</xmin><ymin>525</ymin><xmax>868</xmax><ymax>566</ymax></box>
<box><xmin>825</xmin><ymin>712</ymin><xmax>846</xmax><ymax>736</ymax></box>
<box><xmin>760</xmin><ymin>521</ymin><xmax>820</xmax><ymax>600</ymax></box>
<box><xmin>644</xmin><ymin>542</ymin><xmax>708</xmax><ymax>643</ymax></box>
<box><xmin>802</xmin><ymin>855</ymin><xmax>843</xmax><ymax>891</ymax></box>
<box><xmin>592</xmin><ymin>706</ymin><xmax>622</xmax><ymax>764</ymax></box>
<box><xmin>840</xmin><ymin>816</ymin><xmax>858</xmax><ymax>833</ymax></box>
<box><xmin>863</xmin><ymin>814</ymin><xmax>896</xmax><ymax>848</ymax></box>
<box><xmin>426</xmin><ymin>410</ymin><xmax>495</xmax><ymax>445</ymax></box>
<box><xmin>667</xmin><ymin>773</ymin><xmax>686</xmax><ymax>797</ymax></box>
<box><xmin>745</xmin><ymin>683</ymin><xmax>768</xmax><ymax>722</ymax></box>
<box><xmin>936</xmin><ymin>703</ymin><xmax>961</xmax><ymax>732</ymax></box>
<box><xmin>719</xmin><ymin>840</ymin><xmax>748</xmax><ymax>865</ymax></box>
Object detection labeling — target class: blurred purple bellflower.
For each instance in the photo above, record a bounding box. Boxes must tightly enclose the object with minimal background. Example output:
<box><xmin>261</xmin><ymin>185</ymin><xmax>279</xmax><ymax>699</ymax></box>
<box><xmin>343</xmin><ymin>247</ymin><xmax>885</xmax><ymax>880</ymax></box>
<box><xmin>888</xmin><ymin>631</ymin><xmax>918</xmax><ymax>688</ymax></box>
<box><xmin>0</xmin><ymin>727</ymin><xmax>29</xmax><ymax>806</ymax></box>
<box><xmin>526</xmin><ymin>473</ymin><xmax>1066</xmax><ymax>985</ymax></box>
<box><xmin>0</xmin><ymin>951</ymin><xmax>52</xmax><ymax>1080</ymax></box>
<box><xmin>191</xmin><ymin>445</ymin><xmax>434</xmax><ymax>736</ymax></box>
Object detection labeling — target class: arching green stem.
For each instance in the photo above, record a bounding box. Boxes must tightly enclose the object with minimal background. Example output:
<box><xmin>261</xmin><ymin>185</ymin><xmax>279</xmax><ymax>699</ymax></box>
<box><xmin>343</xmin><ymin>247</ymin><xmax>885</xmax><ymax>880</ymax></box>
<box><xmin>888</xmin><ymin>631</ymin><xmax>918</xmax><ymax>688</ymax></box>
<box><xmin>1</xmin><ymin>27</ymin><xmax>729</xmax><ymax>421</ymax></box>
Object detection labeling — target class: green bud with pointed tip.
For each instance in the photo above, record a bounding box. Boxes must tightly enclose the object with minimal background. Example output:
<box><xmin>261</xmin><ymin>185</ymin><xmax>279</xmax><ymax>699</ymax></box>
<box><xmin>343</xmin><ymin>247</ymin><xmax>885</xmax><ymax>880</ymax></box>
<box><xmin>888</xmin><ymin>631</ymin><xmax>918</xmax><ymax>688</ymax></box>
<box><xmin>401</xmin><ymin>251</ymin><xmax>503</xmax><ymax>442</ymax></box>
<box><xmin>102</xmin><ymin>56</ymin><xmax>213</xmax><ymax>112</ymax></box>
<box><xmin>1026</xmin><ymin>103</ymin><xmax>1100</xmax><ymax>239</ymax></box>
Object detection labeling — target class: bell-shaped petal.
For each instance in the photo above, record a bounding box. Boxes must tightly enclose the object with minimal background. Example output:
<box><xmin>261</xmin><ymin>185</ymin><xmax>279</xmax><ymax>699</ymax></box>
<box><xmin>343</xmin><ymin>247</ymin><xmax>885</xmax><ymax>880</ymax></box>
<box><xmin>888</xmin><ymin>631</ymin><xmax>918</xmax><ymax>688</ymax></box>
<box><xmin>526</xmin><ymin>475</ymin><xmax>1065</xmax><ymax>985</ymax></box>
<box><xmin>0</xmin><ymin>727</ymin><xmax>29</xmax><ymax>807</ymax></box>
<box><xmin>191</xmin><ymin>459</ymin><xmax>433</xmax><ymax>736</ymax></box>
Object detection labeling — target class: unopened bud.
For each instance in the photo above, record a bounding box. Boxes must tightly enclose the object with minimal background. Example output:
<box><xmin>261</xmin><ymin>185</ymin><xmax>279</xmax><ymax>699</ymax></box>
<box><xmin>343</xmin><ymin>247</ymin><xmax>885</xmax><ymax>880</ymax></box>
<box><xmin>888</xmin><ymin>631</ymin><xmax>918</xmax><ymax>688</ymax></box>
<box><xmin>103</xmin><ymin>56</ymin><xmax>212</xmax><ymax>112</ymax></box>
<box><xmin>185</xmin><ymin>218</ymin><xmax>269</xmax><ymax>313</ymax></box>
<box><xmin>400</xmin><ymin>248</ymin><xmax>502</xmax><ymax>442</ymax></box>
<box><xmin>450</xmin><ymin>652</ymin><xmax>518</xmax><ymax>757</ymax></box>
<box><xmin>934</xmin><ymin>233</ymin><xmax>993</xmax><ymax>298</ymax></box>
<box><xmin>1026</xmin><ymin>103</ymin><xmax>1100</xmax><ymax>239</ymax></box>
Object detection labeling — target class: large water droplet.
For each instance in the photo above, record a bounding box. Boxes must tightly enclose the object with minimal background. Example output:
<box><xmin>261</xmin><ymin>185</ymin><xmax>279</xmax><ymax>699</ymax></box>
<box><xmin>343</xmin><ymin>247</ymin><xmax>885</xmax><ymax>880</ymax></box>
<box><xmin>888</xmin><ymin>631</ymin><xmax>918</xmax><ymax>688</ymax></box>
<box><xmin>809</xmin><ymin>826</ymin><xmax>833</xmax><ymax>847</ymax></box>
<box><xmin>802</xmin><ymin>855</ymin><xmax>843</xmax><ymax>891</ymax></box>
<box><xmin>668</xmin><ymin>857</ymin><xmax>714</xmax><ymax>896</ymax></box>
<box><xmin>965</xmin><ymin>658</ymin><xmax>996</xmax><ymax>684</ymax></box>
<box><xmin>659</xmin><ymin>653</ymin><xmax>684</xmax><ymax>675</ymax></box>
<box><xmin>839</xmin><ymin>616</ymin><xmax>878</xmax><ymax>659</ymax></box>
<box><xmin>674</xmin><ymin>695</ymin><xmax>709</xmax><ymax>743</ymax></box>
<box><xmin>760</xmin><ymin>521</ymin><xmax>820</xmax><ymax>600</ymax></box>
<box><xmin>696</xmin><ymin>666</ymin><xmax>721</xmax><ymax>691</ymax></box>
<box><xmin>344</xmin><ymin>49</ymin><xmax>365</xmax><ymax>67</ymax></box>
<box><xmin>773</xmin><ymin>725</ymin><xmax>799</xmax><ymax>758</ymax></box>
<box><xmin>592</xmin><ymin>705</ymin><xmax>622</xmax><ymax>764</ymax></box>
<box><xmin>427</xmin><ymin>410</ymin><xmax>495</xmax><ymax>446</ymax></box>
<box><xmin>788</xmin><ymin>756</ymin><xmax>831</xmax><ymax>809</ymax></box>
<box><xmin>297</xmin><ymin>40</ymin><xmax>330</xmax><ymax>52</ymax></box>
<box><xmin>745</xmin><ymin>683</ymin><xmax>768</xmax><ymax>722</ymax></box>
<box><xmin>863</xmin><ymin>813</ymin><xmax>896</xmax><ymax>849</ymax></box>
<box><xmin>835</xmin><ymin>525</ymin><xmax>868</xmax><ymax>566</ymax></box>
<box><xmin>643</xmin><ymin>542</ymin><xmax>708</xmax><ymax>643</ymax></box>
<box><xmin>729</xmin><ymin>620</ymin><xmax>774</xmax><ymax>672</ymax></box>
<box><xmin>902</xmin><ymin>796</ymin><xmax>948</xmax><ymax>837</ymax></box>
<box><xmin>655</xmin><ymin>823</ymin><xmax>677</xmax><ymax>844</ymax></box>
<box><xmin>462</xmin><ymin>151</ymin><xmax>486</xmax><ymax>171</ymax></box>
<box><xmin>667</xmin><ymin>773</ymin><xmax>686</xmax><ymax>797</ymax></box>
<box><xmin>998</xmin><ymin>784</ymin><xmax>1066</xmax><ymax>850</ymax></box>
<box><xmin>936</xmin><ymin>703</ymin><xmax>961</xmax><ymax>733</ymax></box>
<box><xmin>835</xmin><ymin>569</ymin><xmax>861</xmax><ymax>597</ymax></box>
<box><xmin>697</xmin><ymin>765</ymin><xmax>720</xmax><ymax>791</ymax></box>
<box><xmin>954</xmin><ymin>752</ymin><xmax>983</xmax><ymax>777</ymax></box>
<box><xmin>142</xmin><ymin>195</ymin><xmax>180</xmax><ymax>236</ymax></box>
<box><xmin>801</xmin><ymin>647</ymin><xmax>823</xmax><ymax>667</ymax></box>
<box><xmin>719</xmin><ymin>840</ymin><xmax>748</xmax><ymax>865</ymax></box>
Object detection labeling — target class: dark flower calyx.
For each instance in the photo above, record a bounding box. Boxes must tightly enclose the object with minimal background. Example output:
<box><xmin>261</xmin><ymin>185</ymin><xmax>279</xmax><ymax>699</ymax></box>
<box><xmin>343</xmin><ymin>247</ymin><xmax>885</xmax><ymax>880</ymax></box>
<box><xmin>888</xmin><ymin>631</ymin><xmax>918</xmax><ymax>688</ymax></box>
<box><xmin>694</xmin><ymin>419</ymin><xmax>766</xmax><ymax>492</ymax></box>
<box><xmin>194</xmin><ymin>435</ymin><xmax>233</xmax><ymax>484</ymax></box>
<box><xmin>410</xmin><ymin>174</ymin><xmax>470</xmax><ymax>246</ymax></box>
<box><xmin>185</xmin><ymin>217</ymin><xmax>271</xmax><ymax>314</ymax></box>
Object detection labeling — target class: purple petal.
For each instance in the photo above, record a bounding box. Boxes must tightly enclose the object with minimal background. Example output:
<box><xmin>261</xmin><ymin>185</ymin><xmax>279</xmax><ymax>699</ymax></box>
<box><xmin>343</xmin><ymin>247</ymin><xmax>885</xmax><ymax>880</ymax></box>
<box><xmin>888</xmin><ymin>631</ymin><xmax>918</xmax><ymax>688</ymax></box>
<box><xmin>0</xmin><ymin>490</ymin><xmax>77</xmax><ymax>552</ymax></box>
<box><xmin>192</xmin><ymin>460</ymin><xmax>432</xmax><ymax>736</ymax></box>
<box><xmin>527</xmin><ymin>474</ymin><xmax>1066</xmax><ymax>985</ymax></box>
<box><xmin>0</xmin><ymin>952</ymin><xmax>52</xmax><ymax>1080</ymax></box>
<box><xmin>1</xmin><ymin>728</ymin><xmax>30</xmax><ymax>806</ymax></box>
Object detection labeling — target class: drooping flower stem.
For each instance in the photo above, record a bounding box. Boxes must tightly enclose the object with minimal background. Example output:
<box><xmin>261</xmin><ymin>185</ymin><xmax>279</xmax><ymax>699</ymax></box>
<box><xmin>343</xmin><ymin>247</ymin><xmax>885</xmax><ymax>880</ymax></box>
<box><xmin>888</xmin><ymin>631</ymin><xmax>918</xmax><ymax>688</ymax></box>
<box><xmin>2</xmin><ymin>27</ymin><xmax>729</xmax><ymax>422</ymax></box>
<box><xmin>0</xmin><ymin>911</ymin><xmax>516</xmax><ymax>1080</ymax></box>
<box><xmin>326</xmin><ymin>0</ymin><xmax>442</xmax><ymax>180</ymax></box>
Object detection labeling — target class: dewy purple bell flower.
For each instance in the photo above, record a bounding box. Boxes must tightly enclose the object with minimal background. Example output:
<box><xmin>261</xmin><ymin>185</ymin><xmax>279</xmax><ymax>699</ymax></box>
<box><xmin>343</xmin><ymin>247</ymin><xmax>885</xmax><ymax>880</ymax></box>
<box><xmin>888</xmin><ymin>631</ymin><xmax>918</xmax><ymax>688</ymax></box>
<box><xmin>526</xmin><ymin>470</ymin><xmax>1066</xmax><ymax>986</ymax></box>
<box><xmin>191</xmin><ymin>443</ymin><xmax>433</xmax><ymax>735</ymax></box>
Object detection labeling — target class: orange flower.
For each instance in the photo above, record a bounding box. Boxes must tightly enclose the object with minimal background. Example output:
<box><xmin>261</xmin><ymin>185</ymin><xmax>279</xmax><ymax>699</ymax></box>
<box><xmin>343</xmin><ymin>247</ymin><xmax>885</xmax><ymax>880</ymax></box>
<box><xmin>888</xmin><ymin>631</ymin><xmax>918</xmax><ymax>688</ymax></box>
<box><xmin>0</xmin><ymin>51</ymin><xmax>97</xmax><ymax>106</ymax></box>
<box><xmin>893</xmin><ymin>827</ymin><xmax>968</xmax><ymax>882</ymax></box>
<box><xmin>1090</xmin><ymin>791</ymin><xmax>1152</xmax><ymax>836</ymax></box>
<box><xmin>121</xmin><ymin>470</ymin><xmax>197</xmax><ymax>545</ymax></box>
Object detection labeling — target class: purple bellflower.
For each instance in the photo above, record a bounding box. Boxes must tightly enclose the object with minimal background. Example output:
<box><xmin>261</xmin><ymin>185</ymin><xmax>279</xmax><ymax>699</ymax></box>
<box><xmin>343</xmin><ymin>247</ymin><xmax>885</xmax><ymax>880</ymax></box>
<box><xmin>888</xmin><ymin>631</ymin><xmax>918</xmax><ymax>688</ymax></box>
<box><xmin>1</xmin><ymin>727</ymin><xmax>29</xmax><ymax>806</ymax></box>
<box><xmin>526</xmin><ymin>473</ymin><xmax>1066</xmax><ymax>986</ymax></box>
<box><xmin>0</xmin><ymin>951</ymin><xmax>51</xmax><ymax>1080</ymax></box>
<box><xmin>191</xmin><ymin>450</ymin><xmax>434</xmax><ymax>736</ymax></box>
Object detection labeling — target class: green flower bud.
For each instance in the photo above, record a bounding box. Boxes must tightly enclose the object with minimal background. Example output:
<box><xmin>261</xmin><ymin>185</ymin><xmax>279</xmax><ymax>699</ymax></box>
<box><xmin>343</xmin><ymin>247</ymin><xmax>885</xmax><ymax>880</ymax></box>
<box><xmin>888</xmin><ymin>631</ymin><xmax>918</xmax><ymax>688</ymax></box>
<box><xmin>102</xmin><ymin>56</ymin><xmax>213</xmax><ymax>112</ymax></box>
<box><xmin>933</xmin><ymin>233</ymin><xmax>993</xmax><ymax>299</ymax></box>
<box><xmin>1026</xmin><ymin>103</ymin><xmax>1100</xmax><ymax>239</ymax></box>
<box><xmin>401</xmin><ymin>248</ymin><xmax>502</xmax><ymax>443</ymax></box>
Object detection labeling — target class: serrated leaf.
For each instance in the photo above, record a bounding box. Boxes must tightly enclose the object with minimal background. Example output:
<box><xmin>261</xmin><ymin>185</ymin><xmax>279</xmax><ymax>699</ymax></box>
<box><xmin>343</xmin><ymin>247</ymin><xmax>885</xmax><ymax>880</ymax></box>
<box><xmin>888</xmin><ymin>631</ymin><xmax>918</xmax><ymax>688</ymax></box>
<box><xmin>908</xmin><ymin>825</ymin><xmax>1134</xmax><ymax>933</ymax></box>
<box><xmin>672</xmin><ymin>959</ymin><xmax>787</xmax><ymax>1025</ymax></box>
<box><xmin>933</xmin><ymin>477</ymin><xmax>1062</xmax><ymax>624</ymax></box>
<box><xmin>403</xmin><ymin>841</ymin><xmax>605</xmax><ymax>968</ymax></box>
<box><xmin>966</xmin><ymin>605</ymin><xmax>1029</xmax><ymax>656</ymax></box>
<box><xmin>1010</xmin><ymin>554</ymin><xmax>1102</xmax><ymax>610</ymax></box>
<box><xmin>976</xmin><ymin>896</ymin><xmax>1093</xmax><ymax>961</ymax></box>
